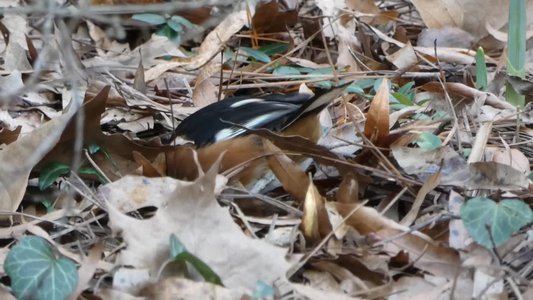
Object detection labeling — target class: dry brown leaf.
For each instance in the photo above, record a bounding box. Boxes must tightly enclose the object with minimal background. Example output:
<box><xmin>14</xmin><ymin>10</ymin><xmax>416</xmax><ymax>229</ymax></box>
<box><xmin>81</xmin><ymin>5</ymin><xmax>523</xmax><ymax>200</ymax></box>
<box><xmin>0</xmin><ymin>126</ymin><xmax>21</xmax><ymax>145</ymax></box>
<box><xmin>392</xmin><ymin>146</ymin><xmax>528</xmax><ymax>190</ymax></box>
<box><xmin>400</xmin><ymin>170</ymin><xmax>441</xmax><ymax>226</ymax></box>
<box><xmin>86</xmin><ymin>21</ymin><xmax>130</xmax><ymax>57</ymax></box>
<box><xmin>302</xmin><ymin>177</ymin><xmax>324</xmax><ymax>243</ymax></box>
<box><xmin>292</xmin><ymin>282</ymin><xmax>363</xmax><ymax>300</ymax></box>
<box><xmin>311</xmin><ymin>261</ymin><xmax>370</xmax><ymax>295</ymax></box>
<box><xmin>486</xmin><ymin>147</ymin><xmax>530</xmax><ymax>175</ymax></box>
<box><xmin>252</xmin><ymin>0</ymin><xmax>298</xmax><ymax>33</ymax></box>
<box><xmin>417</xmin><ymin>27</ymin><xmax>474</xmax><ymax>48</ymax></box>
<box><xmin>377</xmin><ymin>228</ymin><xmax>460</xmax><ymax>279</ymax></box>
<box><xmin>336</xmin><ymin>173</ymin><xmax>359</xmax><ymax>204</ymax></box>
<box><xmin>421</xmin><ymin>82</ymin><xmax>517</xmax><ymax>110</ymax></box>
<box><xmin>386</xmin><ymin>41</ymin><xmax>418</xmax><ymax>70</ymax></box>
<box><xmin>140</xmin><ymin>277</ymin><xmax>248</xmax><ymax>300</ymax></box>
<box><xmin>70</xmin><ymin>241</ymin><xmax>104</xmax><ymax>300</ymax></box>
<box><xmin>346</xmin><ymin>0</ymin><xmax>380</xmax><ymax>14</ymax></box>
<box><xmin>133</xmin><ymin>56</ymin><xmax>147</xmax><ymax>94</ymax></box>
<box><xmin>0</xmin><ymin>284</ymin><xmax>16</xmax><ymax>300</ymax></box>
<box><xmin>447</xmin><ymin>190</ymin><xmax>470</xmax><ymax>250</ymax></box>
<box><xmin>103</xmin><ymin>164</ymin><xmax>290</xmax><ymax>292</ymax></box>
<box><xmin>0</xmin><ymin>103</ymin><xmax>78</xmax><ymax>214</ymax></box>
<box><xmin>364</xmin><ymin>78</ymin><xmax>390</xmax><ymax>145</ymax></box>
<box><xmin>332</xmin><ymin>203</ymin><xmax>460</xmax><ymax>279</ymax></box>
<box><xmin>185</xmin><ymin>11</ymin><xmax>248</xmax><ymax>70</ymax></box>
<box><xmin>41</xmin><ymin>86</ymin><xmax>163</xmax><ymax>180</ymax></box>
<box><xmin>132</xmin><ymin>151</ymin><xmax>165</xmax><ymax>177</ymax></box>
<box><xmin>192</xmin><ymin>59</ymin><xmax>221</xmax><ymax>107</ymax></box>
<box><xmin>388</xmin><ymin>276</ymin><xmax>451</xmax><ymax>300</ymax></box>
<box><xmin>410</xmin><ymin>0</ymin><xmax>463</xmax><ymax>29</ymax></box>
<box><xmin>264</xmin><ymin>139</ymin><xmax>309</xmax><ymax>203</ymax></box>
<box><xmin>96</xmin><ymin>288</ymin><xmax>146</xmax><ymax>300</ymax></box>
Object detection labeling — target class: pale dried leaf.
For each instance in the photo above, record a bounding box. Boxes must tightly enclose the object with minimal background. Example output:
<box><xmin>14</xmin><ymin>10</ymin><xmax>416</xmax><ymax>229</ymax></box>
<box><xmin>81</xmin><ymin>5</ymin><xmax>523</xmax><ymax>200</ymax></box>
<box><xmin>141</xmin><ymin>278</ymin><xmax>247</xmax><ymax>300</ymax></box>
<box><xmin>0</xmin><ymin>108</ymin><xmax>77</xmax><ymax>214</ymax></box>
<box><xmin>410</xmin><ymin>0</ymin><xmax>463</xmax><ymax>29</ymax></box>
<box><xmin>103</xmin><ymin>168</ymin><xmax>290</xmax><ymax>292</ymax></box>
<box><xmin>386</xmin><ymin>42</ymin><xmax>418</xmax><ymax>70</ymax></box>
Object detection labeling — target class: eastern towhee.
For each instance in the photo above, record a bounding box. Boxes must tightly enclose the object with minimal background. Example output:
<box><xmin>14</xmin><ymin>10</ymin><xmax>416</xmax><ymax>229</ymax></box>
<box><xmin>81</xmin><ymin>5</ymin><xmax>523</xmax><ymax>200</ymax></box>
<box><xmin>165</xmin><ymin>83</ymin><xmax>350</xmax><ymax>188</ymax></box>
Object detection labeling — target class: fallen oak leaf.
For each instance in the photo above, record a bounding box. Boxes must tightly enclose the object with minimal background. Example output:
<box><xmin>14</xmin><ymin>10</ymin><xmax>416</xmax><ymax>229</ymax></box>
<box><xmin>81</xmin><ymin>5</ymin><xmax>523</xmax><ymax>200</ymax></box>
<box><xmin>102</xmin><ymin>160</ymin><xmax>290</xmax><ymax>293</ymax></box>
<box><xmin>0</xmin><ymin>103</ymin><xmax>78</xmax><ymax>215</ymax></box>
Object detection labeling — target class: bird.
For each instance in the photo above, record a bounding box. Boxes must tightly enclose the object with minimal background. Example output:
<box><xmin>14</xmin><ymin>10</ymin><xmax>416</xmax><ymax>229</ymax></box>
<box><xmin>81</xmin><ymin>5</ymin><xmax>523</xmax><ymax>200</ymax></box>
<box><xmin>165</xmin><ymin>83</ymin><xmax>350</xmax><ymax>188</ymax></box>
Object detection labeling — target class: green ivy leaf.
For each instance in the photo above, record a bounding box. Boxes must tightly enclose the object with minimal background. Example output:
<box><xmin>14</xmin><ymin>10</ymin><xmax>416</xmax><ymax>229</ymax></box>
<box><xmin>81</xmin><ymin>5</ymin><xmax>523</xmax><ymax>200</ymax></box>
<box><xmin>273</xmin><ymin>66</ymin><xmax>301</xmax><ymax>75</ymax></box>
<box><xmin>415</xmin><ymin>132</ymin><xmax>442</xmax><ymax>151</ymax></box>
<box><xmin>132</xmin><ymin>13</ymin><xmax>167</xmax><ymax>25</ymax></box>
<box><xmin>39</xmin><ymin>162</ymin><xmax>71</xmax><ymax>191</ymax></box>
<box><xmin>5</xmin><ymin>236</ymin><xmax>78</xmax><ymax>300</ymax></box>
<box><xmin>461</xmin><ymin>197</ymin><xmax>533</xmax><ymax>248</ymax></box>
<box><xmin>240</xmin><ymin>47</ymin><xmax>271</xmax><ymax>63</ymax></box>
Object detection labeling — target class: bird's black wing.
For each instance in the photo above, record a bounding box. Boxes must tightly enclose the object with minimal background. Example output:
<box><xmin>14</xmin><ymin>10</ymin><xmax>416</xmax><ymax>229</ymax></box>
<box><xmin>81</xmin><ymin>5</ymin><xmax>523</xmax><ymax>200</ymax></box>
<box><xmin>174</xmin><ymin>83</ymin><xmax>350</xmax><ymax>147</ymax></box>
<box><xmin>174</xmin><ymin>93</ymin><xmax>313</xmax><ymax>146</ymax></box>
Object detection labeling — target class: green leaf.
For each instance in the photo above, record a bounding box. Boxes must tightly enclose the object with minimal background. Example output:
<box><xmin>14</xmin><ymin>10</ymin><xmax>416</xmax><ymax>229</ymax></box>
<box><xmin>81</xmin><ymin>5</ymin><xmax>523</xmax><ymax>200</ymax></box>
<box><xmin>41</xmin><ymin>198</ymin><xmax>56</xmax><ymax>213</ymax></box>
<box><xmin>506</xmin><ymin>0</ymin><xmax>526</xmax><ymax>107</ymax></box>
<box><xmin>505</xmin><ymin>82</ymin><xmax>525</xmax><ymax>107</ymax></box>
<box><xmin>87</xmin><ymin>143</ymin><xmax>100</xmax><ymax>155</ymax></box>
<box><xmin>170</xmin><ymin>15</ymin><xmax>194</xmax><ymax>28</ymax></box>
<box><xmin>259</xmin><ymin>43</ymin><xmax>289</xmax><ymax>56</ymax></box>
<box><xmin>392</xmin><ymin>92</ymin><xmax>414</xmax><ymax>106</ymax></box>
<box><xmin>169</xmin><ymin>234</ymin><xmax>186</xmax><ymax>258</ymax></box>
<box><xmin>170</xmin><ymin>235</ymin><xmax>223</xmax><ymax>285</ymax></box>
<box><xmin>475</xmin><ymin>47</ymin><xmax>488</xmax><ymax>90</ymax></box>
<box><xmin>415</xmin><ymin>132</ymin><xmax>442</xmax><ymax>150</ymax></box>
<box><xmin>78</xmin><ymin>166</ymin><xmax>109</xmax><ymax>184</ymax></box>
<box><xmin>352</xmin><ymin>79</ymin><xmax>376</xmax><ymax>90</ymax></box>
<box><xmin>346</xmin><ymin>84</ymin><xmax>364</xmax><ymax>94</ymax></box>
<box><xmin>273</xmin><ymin>66</ymin><xmax>301</xmax><ymax>75</ymax></box>
<box><xmin>5</xmin><ymin>236</ymin><xmax>78</xmax><ymax>300</ymax></box>
<box><xmin>166</xmin><ymin>19</ymin><xmax>184</xmax><ymax>33</ymax></box>
<box><xmin>397</xmin><ymin>81</ymin><xmax>415</xmax><ymax>97</ymax></box>
<box><xmin>528</xmin><ymin>171</ymin><xmax>533</xmax><ymax>180</ymax></box>
<box><xmin>132</xmin><ymin>13</ymin><xmax>167</xmax><ymax>25</ymax></box>
<box><xmin>87</xmin><ymin>144</ymin><xmax>117</xmax><ymax>170</ymax></box>
<box><xmin>240</xmin><ymin>47</ymin><xmax>271</xmax><ymax>63</ymax></box>
<box><xmin>462</xmin><ymin>148</ymin><xmax>472</xmax><ymax>159</ymax></box>
<box><xmin>156</xmin><ymin>25</ymin><xmax>180</xmax><ymax>43</ymax></box>
<box><xmin>39</xmin><ymin>162</ymin><xmax>71</xmax><ymax>191</ymax></box>
<box><xmin>507</xmin><ymin>0</ymin><xmax>526</xmax><ymax>78</ymax></box>
<box><xmin>461</xmin><ymin>197</ymin><xmax>533</xmax><ymax>248</ymax></box>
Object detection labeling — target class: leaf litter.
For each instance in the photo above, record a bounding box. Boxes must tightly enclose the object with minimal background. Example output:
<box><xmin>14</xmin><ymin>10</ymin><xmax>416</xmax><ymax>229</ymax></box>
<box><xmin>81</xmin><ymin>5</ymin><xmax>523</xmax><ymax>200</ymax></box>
<box><xmin>0</xmin><ymin>0</ymin><xmax>532</xmax><ymax>299</ymax></box>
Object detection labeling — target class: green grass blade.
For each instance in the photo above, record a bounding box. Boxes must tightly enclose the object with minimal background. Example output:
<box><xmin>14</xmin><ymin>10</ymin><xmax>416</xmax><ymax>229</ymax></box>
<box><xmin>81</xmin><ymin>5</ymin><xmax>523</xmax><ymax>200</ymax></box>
<box><xmin>475</xmin><ymin>47</ymin><xmax>487</xmax><ymax>90</ymax></box>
